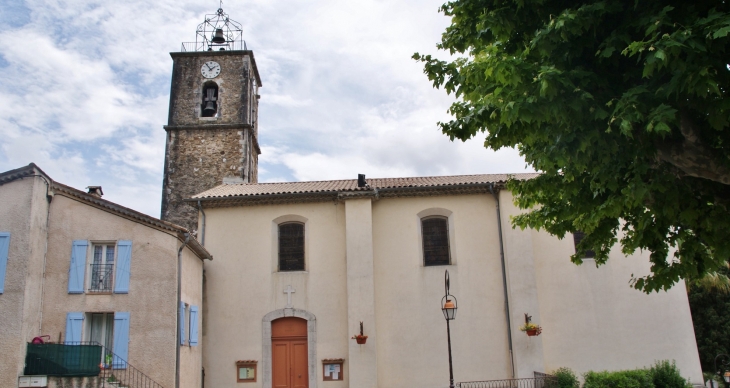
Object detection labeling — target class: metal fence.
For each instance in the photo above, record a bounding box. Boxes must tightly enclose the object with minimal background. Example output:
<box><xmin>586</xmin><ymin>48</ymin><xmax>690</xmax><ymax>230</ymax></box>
<box><xmin>24</xmin><ymin>342</ymin><xmax>164</xmax><ymax>387</ymax></box>
<box><xmin>180</xmin><ymin>40</ymin><xmax>247</xmax><ymax>52</ymax></box>
<box><xmin>458</xmin><ymin>374</ymin><xmax>558</xmax><ymax>388</ymax></box>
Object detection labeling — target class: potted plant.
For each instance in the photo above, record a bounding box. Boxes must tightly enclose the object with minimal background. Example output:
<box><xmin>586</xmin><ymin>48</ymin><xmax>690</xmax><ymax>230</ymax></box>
<box><xmin>352</xmin><ymin>321</ymin><xmax>368</xmax><ymax>344</ymax></box>
<box><xmin>519</xmin><ymin>313</ymin><xmax>542</xmax><ymax>336</ymax></box>
<box><xmin>107</xmin><ymin>374</ymin><xmax>120</xmax><ymax>386</ymax></box>
<box><xmin>519</xmin><ymin>322</ymin><xmax>542</xmax><ymax>336</ymax></box>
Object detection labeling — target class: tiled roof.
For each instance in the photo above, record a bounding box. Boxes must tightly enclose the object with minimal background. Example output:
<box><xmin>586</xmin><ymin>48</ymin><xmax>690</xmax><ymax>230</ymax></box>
<box><xmin>0</xmin><ymin>164</ymin><xmax>212</xmax><ymax>261</ymax></box>
<box><xmin>191</xmin><ymin>173</ymin><xmax>539</xmax><ymax>202</ymax></box>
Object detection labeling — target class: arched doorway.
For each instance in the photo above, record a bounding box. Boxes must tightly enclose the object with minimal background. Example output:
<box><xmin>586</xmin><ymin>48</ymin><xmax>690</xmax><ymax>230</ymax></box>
<box><xmin>272</xmin><ymin>317</ymin><xmax>308</xmax><ymax>388</ymax></box>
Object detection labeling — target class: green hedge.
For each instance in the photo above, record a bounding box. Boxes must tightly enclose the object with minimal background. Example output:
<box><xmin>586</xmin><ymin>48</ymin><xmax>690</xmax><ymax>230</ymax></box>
<box><xmin>583</xmin><ymin>370</ymin><xmax>654</xmax><ymax>388</ymax></box>
<box><xmin>553</xmin><ymin>361</ymin><xmax>691</xmax><ymax>388</ymax></box>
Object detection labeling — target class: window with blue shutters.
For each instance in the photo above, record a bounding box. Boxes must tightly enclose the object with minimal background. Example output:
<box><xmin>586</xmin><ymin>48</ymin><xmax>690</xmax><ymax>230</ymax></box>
<box><xmin>189</xmin><ymin>305</ymin><xmax>199</xmax><ymax>346</ymax></box>
<box><xmin>0</xmin><ymin>232</ymin><xmax>9</xmax><ymax>294</ymax></box>
<box><xmin>69</xmin><ymin>240</ymin><xmax>88</xmax><ymax>293</ymax></box>
<box><xmin>112</xmin><ymin>312</ymin><xmax>130</xmax><ymax>369</ymax></box>
<box><xmin>68</xmin><ymin>240</ymin><xmax>133</xmax><ymax>294</ymax></box>
<box><xmin>114</xmin><ymin>241</ymin><xmax>132</xmax><ymax>293</ymax></box>
<box><xmin>179</xmin><ymin>302</ymin><xmax>186</xmax><ymax>345</ymax></box>
<box><xmin>65</xmin><ymin>312</ymin><xmax>84</xmax><ymax>343</ymax></box>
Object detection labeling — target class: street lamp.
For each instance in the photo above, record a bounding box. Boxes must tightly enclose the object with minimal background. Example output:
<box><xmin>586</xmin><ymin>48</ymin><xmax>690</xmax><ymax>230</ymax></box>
<box><xmin>441</xmin><ymin>270</ymin><xmax>458</xmax><ymax>388</ymax></box>
<box><xmin>715</xmin><ymin>354</ymin><xmax>730</xmax><ymax>386</ymax></box>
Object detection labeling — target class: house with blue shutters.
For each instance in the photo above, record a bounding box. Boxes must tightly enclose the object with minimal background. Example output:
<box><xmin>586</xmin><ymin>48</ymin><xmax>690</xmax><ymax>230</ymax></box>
<box><xmin>0</xmin><ymin>164</ymin><xmax>211</xmax><ymax>388</ymax></box>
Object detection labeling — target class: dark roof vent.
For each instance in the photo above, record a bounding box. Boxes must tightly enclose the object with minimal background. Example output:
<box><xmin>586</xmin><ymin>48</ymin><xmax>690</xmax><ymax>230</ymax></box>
<box><xmin>86</xmin><ymin>186</ymin><xmax>103</xmax><ymax>198</ymax></box>
<box><xmin>357</xmin><ymin>174</ymin><xmax>367</xmax><ymax>188</ymax></box>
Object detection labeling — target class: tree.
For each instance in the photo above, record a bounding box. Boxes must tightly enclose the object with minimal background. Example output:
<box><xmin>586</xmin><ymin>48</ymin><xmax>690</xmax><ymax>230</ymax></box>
<box><xmin>415</xmin><ymin>0</ymin><xmax>730</xmax><ymax>292</ymax></box>
<box><xmin>688</xmin><ymin>267</ymin><xmax>730</xmax><ymax>376</ymax></box>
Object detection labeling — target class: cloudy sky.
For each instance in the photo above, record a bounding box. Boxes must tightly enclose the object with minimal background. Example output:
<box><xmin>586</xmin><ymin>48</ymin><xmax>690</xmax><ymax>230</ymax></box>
<box><xmin>0</xmin><ymin>0</ymin><xmax>531</xmax><ymax>217</ymax></box>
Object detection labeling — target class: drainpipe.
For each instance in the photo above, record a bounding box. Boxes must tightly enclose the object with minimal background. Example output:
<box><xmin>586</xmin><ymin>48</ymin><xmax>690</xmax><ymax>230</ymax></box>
<box><xmin>176</xmin><ymin>233</ymin><xmax>191</xmax><ymax>388</ymax></box>
<box><xmin>489</xmin><ymin>183</ymin><xmax>515</xmax><ymax>379</ymax></box>
<box><xmin>197</xmin><ymin>200</ymin><xmax>206</xmax><ymax>246</ymax></box>
<box><xmin>33</xmin><ymin>174</ymin><xmax>52</xmax><ymax>336</ymax></box>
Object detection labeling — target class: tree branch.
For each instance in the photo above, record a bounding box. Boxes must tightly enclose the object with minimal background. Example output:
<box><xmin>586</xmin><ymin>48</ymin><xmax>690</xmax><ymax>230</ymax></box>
<box><xmin>655</xmin><ymin>111</ymin><xmax>730</xmax><ymax>186</ymax></box>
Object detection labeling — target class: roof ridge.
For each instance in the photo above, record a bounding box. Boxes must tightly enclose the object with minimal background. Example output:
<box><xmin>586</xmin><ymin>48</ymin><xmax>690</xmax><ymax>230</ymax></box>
<box><xmin>239</xmin><ymin>172</ymin><xmax>535</xmax><ymax>186</ymax></box>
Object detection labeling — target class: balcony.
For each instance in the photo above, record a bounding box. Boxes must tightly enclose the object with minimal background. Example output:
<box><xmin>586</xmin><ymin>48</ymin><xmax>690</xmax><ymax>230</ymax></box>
<box><xmin>89</xmin><ymin>264</ymin><xmax>113</xmax><ymax>293</ymax></box>
<box><xmin>24</xmin><ymin>342</ymin><xmax>163</xmax><ymax>387</ymax></box>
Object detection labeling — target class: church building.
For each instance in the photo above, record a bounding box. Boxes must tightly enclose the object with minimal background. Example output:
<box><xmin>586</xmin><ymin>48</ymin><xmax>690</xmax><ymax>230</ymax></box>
<box><xmin>0</xmin><ymin>6</ymin><xmax>704</xmax><ymax>388</ymax></box>
<box><xmin>159</xmin><ymin>8</ymin><xmax>703</xmax><ymax>388</ymax></box>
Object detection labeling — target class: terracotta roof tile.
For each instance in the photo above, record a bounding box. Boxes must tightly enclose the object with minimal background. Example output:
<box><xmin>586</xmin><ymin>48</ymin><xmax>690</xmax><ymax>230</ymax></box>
<box><xmin>192</xmin><ymin>173</ymin><xmax>539</xmax><ymax>199</ymax></box>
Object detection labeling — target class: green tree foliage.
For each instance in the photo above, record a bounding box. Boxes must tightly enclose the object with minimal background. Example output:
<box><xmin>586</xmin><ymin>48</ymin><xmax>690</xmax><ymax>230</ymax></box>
<box><xmin>552</xmin><ymin>367</ymin><xmax>580</xmax><ymax>388</ymax></box>
<box><xmin>688</xmin><ymin>268</ymin><xmax>730</xmax><ymax>374</ymax></box>
<box><xmin>415</xmin><ymin>0</ymin><xmax>730</xmax><ymax>292</ymax></box>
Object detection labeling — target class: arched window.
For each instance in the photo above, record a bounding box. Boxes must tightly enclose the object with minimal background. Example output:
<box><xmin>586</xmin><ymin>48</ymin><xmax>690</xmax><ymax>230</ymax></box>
<box><xmin>279</xmin><ymin>222</ymin><xmax>304</xmax><ymax>271</ymax></box>
<box><xmin>421</xmin><ymin>216</ymin><xmax>450</xmax><ymax>266</ymax></box>
<box><xmin>201</xmin><ymin>82</ymin><xmax>219</xmax><ymax>117</ymax></box>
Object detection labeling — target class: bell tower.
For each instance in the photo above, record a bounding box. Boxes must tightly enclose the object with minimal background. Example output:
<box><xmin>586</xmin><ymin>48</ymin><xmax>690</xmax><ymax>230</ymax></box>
<box><xmin>161</xmin><ymin>7</ymin><xmax>261</xmax><ymax>232</ymax></box>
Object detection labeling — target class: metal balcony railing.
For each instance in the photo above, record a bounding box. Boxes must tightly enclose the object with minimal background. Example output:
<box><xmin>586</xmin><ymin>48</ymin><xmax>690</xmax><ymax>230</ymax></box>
<box><xmin>89</xmin><ymin>264</ymin><xmax>114</xmax><ymax>292</ymax></box>
<box><xmin>24</xmin><ymin>342</ymin><xmax>164</xmax><ymax>388</ymax></box>
<box><xmin>458</xmin><ymin>373</ymin><xmax>558</xmax><ymax>388</ymax></box>
<box><xmin>180</xmin><ymin>40</ymin><xmax>247</xmax><ymax>52</ymax></box>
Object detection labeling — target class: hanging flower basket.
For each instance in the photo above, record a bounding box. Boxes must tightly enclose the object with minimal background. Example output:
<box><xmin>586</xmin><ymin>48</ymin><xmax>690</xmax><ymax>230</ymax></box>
<box><xmin>352</xmin><ymin>321</ymin><xmax>367</xmax><ymax>344</ymax></box>
<box><xmin>519</xmin><ymin>322</ymin><xmax>542</xmax><ymax>337</ymax></box>
<box><xmin>352</xmin><ymin>335</ymin><xmax>368</xmax><ymax>344</ymax></box>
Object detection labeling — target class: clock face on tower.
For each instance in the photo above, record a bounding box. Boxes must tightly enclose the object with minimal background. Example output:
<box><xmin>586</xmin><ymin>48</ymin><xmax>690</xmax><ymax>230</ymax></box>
<box><xmin>201</xmin><ymin>61</ymin><xmax>221</xmax><ymax>78</ymax></box>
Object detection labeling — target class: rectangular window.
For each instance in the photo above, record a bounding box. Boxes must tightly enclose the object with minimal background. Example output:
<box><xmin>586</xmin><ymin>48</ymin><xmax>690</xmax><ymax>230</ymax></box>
<box><xmin>68</xmin><ymin>240</ymin><xmax>132</xmax><ymax>294</ymax></box>
<box><xmin>573</xmin><ymin>231</ymin><xmax>596</xmax><ymax>259</ymax></box>
<box><xmin>89</xmin><ymin>244</ymin><xmax>116</xmax><ymax>292</ymax></box>
<box><xmin>422</xmin><ymin>217</ymin><xmax>450</xmax><ymax>266</ymax></box>
<box><xmin>279</xmin><ymin>223</ymin><xmax>305</xmax><ymax>271</ymax></box>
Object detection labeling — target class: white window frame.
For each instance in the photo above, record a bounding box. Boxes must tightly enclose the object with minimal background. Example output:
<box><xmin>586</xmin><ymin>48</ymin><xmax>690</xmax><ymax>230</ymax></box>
<box><xmin>87</xmin><ymin>242</ymin><xmax>118</xmax><ymax>293</ymax></box>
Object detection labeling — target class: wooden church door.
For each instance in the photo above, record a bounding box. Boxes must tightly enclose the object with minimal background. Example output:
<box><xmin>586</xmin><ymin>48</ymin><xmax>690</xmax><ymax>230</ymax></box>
<box><xmin>272</xmin><ymin>317</ymin><xmax>308</xmax><ymax>388</ymax></box>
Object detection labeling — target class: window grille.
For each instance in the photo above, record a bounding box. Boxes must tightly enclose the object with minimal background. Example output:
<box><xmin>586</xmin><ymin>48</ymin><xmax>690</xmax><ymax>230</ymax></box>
<box><xmin>573</xmin><ymin>231</ymin><xmax>595</xmax><ymax>258</ymax></box>
<box><xmin>279</xmin><ymin>223</ymin><xmax>304</xmax><ymax>271</ymax></box>
<box><xmin>422</xmin><ymin>217</ymin><xmax>450</xmax><ymax>266</ymax></box>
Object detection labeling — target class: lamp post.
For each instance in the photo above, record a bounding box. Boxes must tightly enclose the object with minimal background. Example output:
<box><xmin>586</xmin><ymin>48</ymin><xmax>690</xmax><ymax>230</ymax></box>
<box><xmin>716</xmin><ymin>354</ymin><xmax>730</xmax><ymax>386</ymax></box>
<box><xmin>441</xmin><ymin>270</ymin><xmax>458</xmax><ymax>388</ymax></box>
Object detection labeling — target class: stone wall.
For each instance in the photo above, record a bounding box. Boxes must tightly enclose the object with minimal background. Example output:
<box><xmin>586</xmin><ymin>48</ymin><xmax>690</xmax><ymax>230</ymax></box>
<box><xmin>161</xmin><ymin>50</ymin><xmax>261</xmax><ymax>232</ymax></box>
<box><xmin>162</xmin><ymin>127</ymin><xmax>254</xmax><ymax>232</ymax></box>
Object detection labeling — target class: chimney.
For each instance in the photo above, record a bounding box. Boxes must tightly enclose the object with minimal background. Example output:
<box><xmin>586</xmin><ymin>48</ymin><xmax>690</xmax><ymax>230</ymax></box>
<box><xmin>86</xmin><ymin>186</ymin><xmax>103</xmax><ymax>198</ymax></box>
<box><xmin>357</xmin><ymin>174</ymin><xmax>367</xmax><ymax>188</ymax></box>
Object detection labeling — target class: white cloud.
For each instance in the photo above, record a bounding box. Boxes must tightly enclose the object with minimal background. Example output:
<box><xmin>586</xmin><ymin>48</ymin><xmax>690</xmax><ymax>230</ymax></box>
<box><xmin>0</xmin><ymin>0</ymin><xmax>531</xmax><ymax>218</ymax></box>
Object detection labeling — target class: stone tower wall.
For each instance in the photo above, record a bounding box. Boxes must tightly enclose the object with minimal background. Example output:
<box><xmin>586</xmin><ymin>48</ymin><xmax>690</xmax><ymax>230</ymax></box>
<box><xmin>161</xmin><ymin>51</ymin><xmax>261</xmax><ymax>232</ymax></box>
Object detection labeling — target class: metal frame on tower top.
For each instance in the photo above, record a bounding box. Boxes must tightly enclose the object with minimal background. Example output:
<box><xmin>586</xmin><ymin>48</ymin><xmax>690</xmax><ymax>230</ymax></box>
<box><xmin>181</xmin><ymin>7</ymin><xmax>247</xmax><ymax>52</ymax></box>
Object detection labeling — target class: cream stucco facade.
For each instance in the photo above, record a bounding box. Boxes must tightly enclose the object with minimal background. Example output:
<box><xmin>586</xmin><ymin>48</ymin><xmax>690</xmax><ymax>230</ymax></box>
<box><xmin>0</xmin><ymin>164</ymin><xmax>209</xmax><ymax>388</ymax></box>
<box><xmin>195</xmin><ymin>182</ymin><xmax>703</xmax><ymax>388</ymax></box>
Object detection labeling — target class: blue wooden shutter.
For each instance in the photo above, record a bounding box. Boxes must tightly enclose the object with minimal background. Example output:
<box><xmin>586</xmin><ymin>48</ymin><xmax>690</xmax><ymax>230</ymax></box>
<box><xmin>65</xmin><ymin>312</ymin><xmax>84</xmax><ymax>344</ymax></box>
<box><xmin>179</xmin><ymin>302</ymin><xmax>186</xmax><ymax>345</ymax></box>
<box><xmin>112</xmin><ymin>312</ymin><xmax>130</xmax><ymax>369</ymax></box>
<box><xmin>0</xmin><ymin>232</ymin><xmax>9</xmax><ymax>293</ymax></box>
<box><xmin>189</xmin><ymin>305</ymin><xmax>199</xmax><ymax>346</ymax></box>
<box><xmin>68</xmin><ymin>240</ymin><xmax>88</xmax><ymax>293</ymax></box>
<box><xmin>114</xmin><ymin>240</ymin><xmax>132</xmax><ymax>293</ymax></box>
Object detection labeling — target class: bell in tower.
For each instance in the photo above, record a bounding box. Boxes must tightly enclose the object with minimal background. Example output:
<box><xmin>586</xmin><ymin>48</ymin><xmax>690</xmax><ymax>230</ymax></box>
<box><xmin>161</xmin><ymin>6</ymin><xmax>262</xmax><ymax>233</ymax></box>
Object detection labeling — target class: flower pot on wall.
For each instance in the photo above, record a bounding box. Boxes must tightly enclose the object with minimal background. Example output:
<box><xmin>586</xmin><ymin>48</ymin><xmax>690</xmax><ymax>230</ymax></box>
<box><xmin>354</xmin><ymin>335</ymin><xmax>368</xmax><ymax>344</ymax></box>
<box><xmin>526</xmin><ymin>329</ymin><xmax>539</xmax><ymax>336</ymax></box>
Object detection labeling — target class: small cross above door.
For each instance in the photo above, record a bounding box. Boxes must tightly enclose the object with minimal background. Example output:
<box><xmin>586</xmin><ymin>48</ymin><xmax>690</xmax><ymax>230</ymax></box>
<box><xmin>284</xmin><ymin>285</ymin><xmax>296</xmax><ymax>308</ymax></box>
